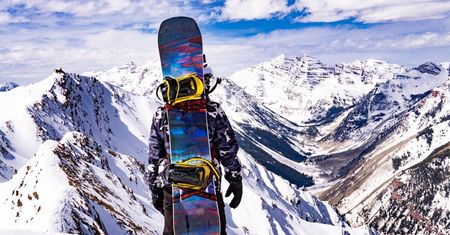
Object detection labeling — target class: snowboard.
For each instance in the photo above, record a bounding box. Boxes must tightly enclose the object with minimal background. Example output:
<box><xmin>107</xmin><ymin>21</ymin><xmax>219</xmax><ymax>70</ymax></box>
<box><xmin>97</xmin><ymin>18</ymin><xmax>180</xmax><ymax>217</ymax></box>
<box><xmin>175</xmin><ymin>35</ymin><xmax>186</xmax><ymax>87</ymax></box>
<box><xmin>158</xmin><ymin>16</ymin><xmax>221</xmax><ymax>234</ymax></box>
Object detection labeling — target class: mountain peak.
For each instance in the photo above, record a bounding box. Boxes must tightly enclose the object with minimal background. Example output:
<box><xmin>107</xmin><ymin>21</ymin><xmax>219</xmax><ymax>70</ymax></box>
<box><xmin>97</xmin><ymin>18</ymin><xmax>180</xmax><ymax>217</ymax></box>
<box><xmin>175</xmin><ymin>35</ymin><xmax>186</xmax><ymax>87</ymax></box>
<box><xmin>272</xmin><ymin>53</ymin><xmax>288</xmax><ymax>61</ymax></box>
<box><xmin>265</xmin><ymin>54</ymin><xmax>292</xmax><ymax>67</ymax></box>
<box><xmin>296</xmin><ymin>54</ymin><xmax>320</xmax><ymax>62</ymax></box>
<box><xmin>440</xmin><ymin>61</ymin><xmax>450</xmax><ymax>69</ymax></box>
<box><xmin>267</xmin><ymin>54</ymin><xmax>320</xmax><ymax>65</ymax></box>
<box><xmin>343</xmin><ymin>58</ymin><xmax>395</xmax><ymax>68</ymax></box>
<box><xmin>259</xmin><ymin>54</ymin><xmax>325</xmax><ymax>75</ymax></box>
<box><xmin>363</xmin><ymin>58</ymin><xmax>389</xmax><ymax>66</ymax></box>
<box><xmin>0</xmin><ymin>82</ymin><xmax>19</xmax><ymax>92</ymax></box>
<box><xmin>82</xmin><ymin>60</ymin><xmax>162</xmax><ymax>96</ymax></box>
<box><xmin>413</xmin><ymin>62</ymin><xmax>441</xmax><ymax>75</ymax></box>
<box><xmin>52</xmin><ymin>68</ymin><xmax>65</xmax><ymax>75</ymax></box>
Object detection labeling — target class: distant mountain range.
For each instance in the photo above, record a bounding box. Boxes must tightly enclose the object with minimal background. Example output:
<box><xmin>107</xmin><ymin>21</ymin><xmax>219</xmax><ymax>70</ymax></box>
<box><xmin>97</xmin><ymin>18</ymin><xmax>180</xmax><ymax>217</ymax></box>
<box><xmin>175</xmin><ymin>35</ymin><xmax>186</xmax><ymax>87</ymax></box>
<box><xmin>222</xmin><ymin>55</ymin><xmax>450</xmax><ymax>235</ymax></box>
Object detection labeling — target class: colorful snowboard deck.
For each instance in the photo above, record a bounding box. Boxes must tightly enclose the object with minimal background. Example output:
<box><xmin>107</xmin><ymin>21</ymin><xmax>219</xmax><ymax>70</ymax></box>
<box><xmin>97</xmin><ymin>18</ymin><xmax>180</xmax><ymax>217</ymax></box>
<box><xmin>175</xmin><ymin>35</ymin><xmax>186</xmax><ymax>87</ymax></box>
<box><xmin>158</xmin><ymin>16</ymin><xmax>221</xmax><ymax>234</ymax></box>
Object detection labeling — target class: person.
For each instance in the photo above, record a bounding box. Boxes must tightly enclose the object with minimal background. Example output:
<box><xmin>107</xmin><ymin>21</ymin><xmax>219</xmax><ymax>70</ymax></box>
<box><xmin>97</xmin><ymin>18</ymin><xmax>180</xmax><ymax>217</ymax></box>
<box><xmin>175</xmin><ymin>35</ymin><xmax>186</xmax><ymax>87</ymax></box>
<box><xmin>148</xmin><ymin>69</ymin><xmax>243</xmax><ymax>235</ymax></box>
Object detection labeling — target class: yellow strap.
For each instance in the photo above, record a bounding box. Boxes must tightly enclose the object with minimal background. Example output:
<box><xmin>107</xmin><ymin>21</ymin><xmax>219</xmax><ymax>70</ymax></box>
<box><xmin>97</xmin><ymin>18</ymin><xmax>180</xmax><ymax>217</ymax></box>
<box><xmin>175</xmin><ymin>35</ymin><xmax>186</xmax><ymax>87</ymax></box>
<box><xmin>164</xmin><ymin>79</ymin><xmax>171</xmax><ymax>103</ymax></box>
<box><xmin>171</xmin><ymin>158</ymin><xmax>220</xmax><ymax>190</ymax></box>
<box><xmin>174</xmin><ymin>78</ymin><xmax>180</xmax><ymax>102</ymax></box>
<box><xmin>177</xmin><ymin>157</ymin><xmax>221</xmax><ymax>179</ymax></box>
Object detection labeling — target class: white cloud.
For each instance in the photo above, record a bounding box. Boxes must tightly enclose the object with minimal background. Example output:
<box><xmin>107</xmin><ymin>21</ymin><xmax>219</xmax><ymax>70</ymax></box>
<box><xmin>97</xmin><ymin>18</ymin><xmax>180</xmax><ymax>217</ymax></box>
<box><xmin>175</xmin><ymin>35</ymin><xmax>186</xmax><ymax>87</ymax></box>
<box><xmin>0</xmin><ymin>0</ymin><xmax>205</xmax><ymax>27</ymax></box>
<box><xmin>0</xmin><ymin>0</ymin><xmax>213</xmax><ymax>84</ymax></box>
<box><xmin>0</xmin><ymin>10</ymin><xmax>28</xmax><ymax>25</ymax></box>
<box><xmin>295</xmin><ymin>0</ymin><xmax>450</xmax><ymax>23</ymax></box>
<box><xmin>0</xmin><ymin>29</ymin><xmax>157</xmax><ymax>84</ymax></box>
<box><xmin>1</xmin><ymin>0</ymin><xmax>160</xmax><ymax>17</ymax></box>
<box><xmin>1</xmin><ymin>0</ymin><xmax>450</xmax><ymax>85</ymax></box>
<box><xmin>3</xmin><ymin>19</ymin><xmax>450</xmax><ymax>84</ymax></box>
<box><xmin>220</xmin><ymin>0</ymin><xmax>291</xmax><ymax>20</ymax></box>
<box><xmin>358</xmin><ymin>2</ymin><xmax>450</xmax><ymax>22</ymax></box>
<box><xmin>203</xmin><ymin>20</ymin><xmax>450</xmax><ymax>75</ymax></box>
<box><xmin>0</xmin><ymin>12</ymin><xmax>11</xmax><ymax>25</ymax></box>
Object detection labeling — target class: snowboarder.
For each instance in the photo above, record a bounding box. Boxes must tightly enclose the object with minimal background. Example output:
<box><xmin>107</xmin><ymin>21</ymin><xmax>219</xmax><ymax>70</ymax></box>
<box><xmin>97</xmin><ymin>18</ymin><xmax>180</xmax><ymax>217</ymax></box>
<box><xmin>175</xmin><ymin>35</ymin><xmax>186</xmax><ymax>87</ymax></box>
<box><xmin>148</xmin><ymin>67</ymin><xmax>243</xmax><ymax>235</ymax></box>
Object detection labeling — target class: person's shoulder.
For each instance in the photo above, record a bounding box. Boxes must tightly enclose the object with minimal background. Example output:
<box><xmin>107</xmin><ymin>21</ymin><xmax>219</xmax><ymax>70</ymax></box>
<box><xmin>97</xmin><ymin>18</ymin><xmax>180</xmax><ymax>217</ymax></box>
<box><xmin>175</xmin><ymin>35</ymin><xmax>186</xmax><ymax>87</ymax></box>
<box><xmin>207</xmin><ymin>101</ymin><xmax>227</xmax><ymax>118</ymax></box>
<box><xmin>207</xmin><ymin>101</ymin><xmax>223</xmax><ymax>111</ymax></box>
<box><xmin>207</xmin><ymin>100</ymin><xmax>220</xmax><ymax>107</ymax></box>
<box><xmin>153</xmin><ymin>105</ymin><xmax>166</xmax><ymax>120</ymax></box>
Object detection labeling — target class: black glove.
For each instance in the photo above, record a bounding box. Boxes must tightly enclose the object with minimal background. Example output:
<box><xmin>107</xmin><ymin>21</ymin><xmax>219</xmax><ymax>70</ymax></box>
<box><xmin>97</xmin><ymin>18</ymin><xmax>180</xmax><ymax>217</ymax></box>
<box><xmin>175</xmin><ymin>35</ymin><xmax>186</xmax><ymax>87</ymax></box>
<box><xmin>225</xmin><ymin>173</ymin><xmax>242</xmax><ymax>209</ymax></box>
<box><xmin>151</xmin><ymin>185</ymin><xmax>164</xmax><ymax>214</ymax></box>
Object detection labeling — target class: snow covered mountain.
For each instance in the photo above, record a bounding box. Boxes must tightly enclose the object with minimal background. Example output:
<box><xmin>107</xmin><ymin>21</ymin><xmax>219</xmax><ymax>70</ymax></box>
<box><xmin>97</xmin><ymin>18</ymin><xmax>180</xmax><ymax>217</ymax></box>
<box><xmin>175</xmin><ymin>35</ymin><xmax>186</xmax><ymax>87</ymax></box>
<box><xmin>0</xmin><ymin>82</ymin><xmax>19</xmax><ymax>92</ymax></box>
<box><xmin>0</xmin><ymin>70</ymin><xmax>155</xmax><ymax>182</ymax></box>
<box><xmin>227</xmin><ymin>54</ymin><xmax>404</xmax><ymax>125</ymax></box>
<box><xmin>0</xmin><ymin>69</ymin><xmax>371</xmax><ymax>234</ymax></box>
<box><xmin>319</xmin><ymin>67</ymin><xmax>450</xmax><ymax>234</ymax></box>
<box><xmin>0</xmin><ymin>132</ymin><xmax>161</xmax><ymax>234</ymax></box>
<box><xmin>84</xmin><ymin>61</ymin><xmax>161</xmax><ymax>96</ymax></box>
<box><xmin>225</xmin><ymin>55</ymin><xmax>450</xmax><ymax>234</ymax></box>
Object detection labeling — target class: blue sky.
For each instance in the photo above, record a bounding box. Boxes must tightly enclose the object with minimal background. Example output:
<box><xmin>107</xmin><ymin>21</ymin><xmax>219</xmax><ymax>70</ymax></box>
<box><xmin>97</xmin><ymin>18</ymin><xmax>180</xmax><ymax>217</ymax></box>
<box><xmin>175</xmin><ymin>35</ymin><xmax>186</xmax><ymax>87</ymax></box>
<box><xmin>1</xmin><ymin>0</ymin><xmax>450</xmax><ymax>84</ymax></box>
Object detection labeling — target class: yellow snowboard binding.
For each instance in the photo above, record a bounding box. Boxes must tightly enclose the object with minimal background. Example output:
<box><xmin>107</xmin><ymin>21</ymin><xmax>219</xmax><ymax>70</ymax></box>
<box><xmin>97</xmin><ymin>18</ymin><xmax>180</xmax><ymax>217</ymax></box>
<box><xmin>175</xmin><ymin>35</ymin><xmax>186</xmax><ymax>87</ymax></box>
<box><xmin>157</xmin><ymin>73</ymin><xmax>204</xmax><ymax>105</ymax></box>
<box><xmin>168</xmin><ymin>157</ymin><xmax>220</xmax><ymax>190</ymax></box>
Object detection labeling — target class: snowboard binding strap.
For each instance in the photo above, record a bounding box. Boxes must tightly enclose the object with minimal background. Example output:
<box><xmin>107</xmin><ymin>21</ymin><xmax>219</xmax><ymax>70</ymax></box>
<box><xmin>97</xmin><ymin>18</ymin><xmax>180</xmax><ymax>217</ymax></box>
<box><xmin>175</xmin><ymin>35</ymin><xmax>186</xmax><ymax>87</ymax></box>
<box><xmin>156</xmin><ymin>73</ymin><xmax>204</xmax><ymax>105</ymax></box>
<box><xmin>168</xmin><ymin>157</ymin><xmax>220</xmax><ymax>190</ymax></box>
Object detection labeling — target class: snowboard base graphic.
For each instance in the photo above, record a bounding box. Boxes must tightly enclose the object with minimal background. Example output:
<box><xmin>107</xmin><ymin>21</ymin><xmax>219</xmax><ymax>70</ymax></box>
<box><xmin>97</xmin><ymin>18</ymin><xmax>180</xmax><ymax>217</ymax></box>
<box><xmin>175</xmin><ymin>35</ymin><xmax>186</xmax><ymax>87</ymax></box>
<box><xmin>158</xmin><ymin>17</ymin><xmax>221</xmax><ymax>234</ymax></box>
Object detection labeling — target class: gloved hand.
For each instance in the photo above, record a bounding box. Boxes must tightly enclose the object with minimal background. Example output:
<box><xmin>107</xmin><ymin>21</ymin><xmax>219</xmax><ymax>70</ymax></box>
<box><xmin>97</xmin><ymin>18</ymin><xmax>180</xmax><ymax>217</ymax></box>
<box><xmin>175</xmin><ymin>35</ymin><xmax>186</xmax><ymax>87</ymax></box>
<box><xmin>225</xmin><ymin>172</ymin><xmax>242</xmax><ymax>209</ymax></box>
<box><xmin>151</xmin><ymin>185</ymin><xmax>164</xmax><ymax>214</ymax></box>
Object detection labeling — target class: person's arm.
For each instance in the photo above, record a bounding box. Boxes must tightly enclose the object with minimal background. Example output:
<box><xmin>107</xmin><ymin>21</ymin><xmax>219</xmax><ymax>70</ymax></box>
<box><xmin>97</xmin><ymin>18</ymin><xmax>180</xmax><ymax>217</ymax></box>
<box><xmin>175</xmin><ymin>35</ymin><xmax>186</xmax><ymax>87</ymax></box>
<box><xmin>209</xmin><ymin>103</ymin><xmax>243</xmax><ymax>208</ymax></box>
<box><xmin>214</xmin><ymin>107</ymin><xmax>241</xmax><ymax>176</ymax></box>
<box><xmin>148</xmin><ymin>107</ymin><xmax>166</xmax><ymax>213</ymax></box>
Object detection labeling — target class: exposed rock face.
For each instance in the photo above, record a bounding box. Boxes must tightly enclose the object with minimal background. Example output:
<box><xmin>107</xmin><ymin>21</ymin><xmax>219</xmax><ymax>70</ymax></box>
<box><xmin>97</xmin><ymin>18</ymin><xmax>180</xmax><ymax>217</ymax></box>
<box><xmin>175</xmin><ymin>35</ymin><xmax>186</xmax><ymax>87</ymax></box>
<box><xmin>0</xmin><ymin>82</ymin><xmax>19</xmax><ymax>92</ymax></box>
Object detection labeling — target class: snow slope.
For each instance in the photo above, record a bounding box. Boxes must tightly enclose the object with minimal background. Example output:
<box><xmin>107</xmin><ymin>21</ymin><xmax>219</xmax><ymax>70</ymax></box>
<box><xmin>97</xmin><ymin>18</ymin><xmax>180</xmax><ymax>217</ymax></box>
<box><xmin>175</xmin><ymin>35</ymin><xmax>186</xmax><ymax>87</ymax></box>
<box><xmin>83</xmin><ymin>60</ymin><xmax>162</xmax><ymax>97</ymax></box>
<box><xmin>226</xmin><ymin>149</ymin><xmax>372</xmax><ymax>235</ymax></box>
<box><xmin>318</xmin><ymin>63</ymin><xmax>450</xmax><ymax>234</ymax></box>
<box><xmin>0</xmin><ymin>71</ymin><xmax>156</xmax><ymax>182</ymax></box>
<box><xmin>0</xmin><ymin>132</ymin><xmax>161</xmax><ymax>234</ymax></box>
<box><xmin>220</xmin><ymin>56</ymin><xmax>450</xmax><ymax>234</ymax></box>
<box><xmin>227</xmin><ymin>55</ymin><xmax>404</xmax><ymax>125</ymax></box>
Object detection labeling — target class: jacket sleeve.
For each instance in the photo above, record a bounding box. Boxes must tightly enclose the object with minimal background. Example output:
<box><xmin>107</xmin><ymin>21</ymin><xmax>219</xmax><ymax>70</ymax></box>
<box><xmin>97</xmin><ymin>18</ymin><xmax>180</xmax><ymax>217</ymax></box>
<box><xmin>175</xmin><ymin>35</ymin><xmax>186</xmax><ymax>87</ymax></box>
<box><xmin>210</xmin><ymin>103</ymin><xmax>241</xmax><ymax>176</ymax></box>
<box><xmin>148</xmin><ymin>107</ymin><xmax>166</xmax><ymax>187</ymax></box>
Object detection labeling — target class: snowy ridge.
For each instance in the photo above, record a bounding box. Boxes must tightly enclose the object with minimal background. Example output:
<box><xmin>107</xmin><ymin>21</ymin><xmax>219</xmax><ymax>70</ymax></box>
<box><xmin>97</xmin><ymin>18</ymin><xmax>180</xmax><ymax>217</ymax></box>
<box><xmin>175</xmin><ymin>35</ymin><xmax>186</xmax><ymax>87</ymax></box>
<box><xmin>330</xmin><ymin>63</ymin><xmax>448</xmax><ymax>142</ymax></box>
<box><xmin>316</xmin><ymin>63</ymin><xmax>450</xmax><ymax>233</ymax></box>
<box><xmin>0</xmin><ymin>132</ymin><xmax>161</xmax><ymax>234</ymax></box>
<box><xmin>0</xmin><ymin>71</ymin><xmax>156</xmax><ymax>183</ymax></box>
<box><xmin>83</xmin><ymin>60</ymin><xmax>162</xmax><ymax>97</ymax></box>
<box><xmin>230</xmin><ymin>149</ymin><xmax>371</xmax><ymax>235</ymax></box>
<box><xmin>227</xmin><ymin>54</ymin><xmax>404</xmax><ymax>125</ymax></box>
<box><xmin>321</xmin><ymin>79</ymin><xmax>450</xmax><ymax>234</ymax></box>
<box><xmin>0</xmin><ymin>82</ymin><xmax>19</xmax><ymax>92</ymax></box>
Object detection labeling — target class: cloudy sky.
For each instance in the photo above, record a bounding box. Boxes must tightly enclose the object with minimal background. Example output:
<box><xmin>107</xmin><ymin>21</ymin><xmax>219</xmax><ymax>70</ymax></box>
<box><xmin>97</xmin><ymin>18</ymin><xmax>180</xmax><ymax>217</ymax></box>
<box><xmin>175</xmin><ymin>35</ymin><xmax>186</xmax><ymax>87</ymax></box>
<box><xmin>1</xmin><ymin>0</ymin><xmax>450</xmax><ymax>84</ymax></box>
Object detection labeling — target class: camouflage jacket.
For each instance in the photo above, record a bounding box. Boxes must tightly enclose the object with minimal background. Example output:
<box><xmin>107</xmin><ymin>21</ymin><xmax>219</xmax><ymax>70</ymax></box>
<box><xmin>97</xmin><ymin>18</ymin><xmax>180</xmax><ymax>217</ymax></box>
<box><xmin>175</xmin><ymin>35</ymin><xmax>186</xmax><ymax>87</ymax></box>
<box><xmin>148</xmin><ymin>101</ymin><xmax>241</xmax><ymax>187</ymax></box>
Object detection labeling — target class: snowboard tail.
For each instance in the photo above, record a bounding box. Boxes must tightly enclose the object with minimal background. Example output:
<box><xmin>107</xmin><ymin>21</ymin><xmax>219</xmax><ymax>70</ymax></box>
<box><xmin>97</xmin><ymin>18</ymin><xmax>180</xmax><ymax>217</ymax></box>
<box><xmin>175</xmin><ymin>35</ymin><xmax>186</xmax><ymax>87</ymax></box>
<box><xmin>167</xmin><ymin>102</ymin><xmax>220</xmax><ymax>234</ymax></box>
